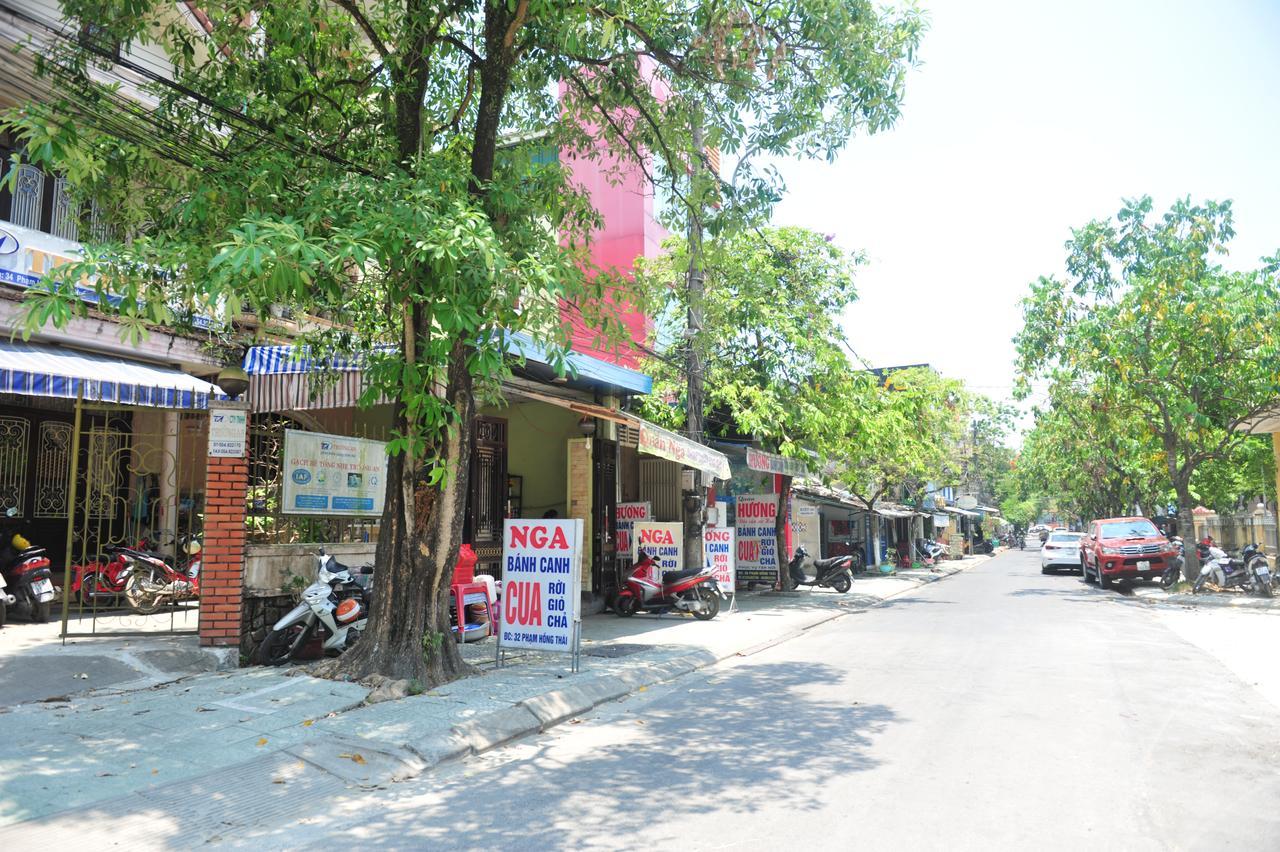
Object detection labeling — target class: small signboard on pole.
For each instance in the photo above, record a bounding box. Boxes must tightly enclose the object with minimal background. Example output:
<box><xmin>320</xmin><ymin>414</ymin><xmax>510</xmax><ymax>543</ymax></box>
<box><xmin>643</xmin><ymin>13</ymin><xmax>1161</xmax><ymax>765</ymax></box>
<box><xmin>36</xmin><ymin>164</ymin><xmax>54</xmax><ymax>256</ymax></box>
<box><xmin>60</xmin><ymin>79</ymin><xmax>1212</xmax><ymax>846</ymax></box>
<box><xmin>496</xmin><ymin>518</ymin><xmax>583</xmax><ymax>672</ymax></box>
<box><xmin>703</xmin><ymin>526</ymin><xmax>736</xmax><ymax>611</ymax></box>
<box><xmin>207</xmin><ymin>406</ymin><xmax>248</xmax><ymax>458</ymax></box>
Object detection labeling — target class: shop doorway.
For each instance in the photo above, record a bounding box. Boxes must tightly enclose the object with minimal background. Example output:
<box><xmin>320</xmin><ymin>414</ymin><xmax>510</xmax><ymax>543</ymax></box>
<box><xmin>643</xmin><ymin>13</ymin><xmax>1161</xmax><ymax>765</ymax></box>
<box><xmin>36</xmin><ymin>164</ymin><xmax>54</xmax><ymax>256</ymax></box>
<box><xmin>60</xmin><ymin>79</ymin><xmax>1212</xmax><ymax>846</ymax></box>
<box><xmin>467</xmin><ymin>415</ymin><xmax>507</xmax><ymax>577</ymax></box>
<box><xmin>592</xmin><ymin>437</ymin><xmax>617</xmax><ymax>595</ymax></box>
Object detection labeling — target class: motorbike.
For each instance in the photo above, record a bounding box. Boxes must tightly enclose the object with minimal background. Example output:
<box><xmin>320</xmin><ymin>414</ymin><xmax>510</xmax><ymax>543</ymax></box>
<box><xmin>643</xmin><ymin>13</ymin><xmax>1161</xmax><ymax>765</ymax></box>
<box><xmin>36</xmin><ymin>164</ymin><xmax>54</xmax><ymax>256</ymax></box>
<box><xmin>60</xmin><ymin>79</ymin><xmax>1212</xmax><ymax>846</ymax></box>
<box><xmin>918</xmin><ymin>538</ymin><xmax>947</xmax><ymax>561</ymax></box>
<box><xmin>787</xmin><ymin>545</ymin><xmax>854</xmax><ymax>593</ymax></box>
<box><xmin>0</xmin><ymin>507</ymin><xmax>57</xmax><ymax>623</ymax></box>
<box><xmin>1159</xmin><ymin>536</ymin><xmax>1184</xmax><ymax>590</ymax></box>
<box><xmin>1193</xmin><ymin>541</ymin><xmax>1272</xmax><ymax>597</ymax></box>
<box><xmin>614</xmin><ymin>549</ymin><xmax>724</xmax><ymax>620</ymax></box>
<box><xmin>256</xmin><ymin>550</ymin><xmax>375</xmax><ymax>665</ymax></box>
<box><xmin>115</xmin><ymin>533</ymin><xmax>204</xmax><ymax>615</ymax></box>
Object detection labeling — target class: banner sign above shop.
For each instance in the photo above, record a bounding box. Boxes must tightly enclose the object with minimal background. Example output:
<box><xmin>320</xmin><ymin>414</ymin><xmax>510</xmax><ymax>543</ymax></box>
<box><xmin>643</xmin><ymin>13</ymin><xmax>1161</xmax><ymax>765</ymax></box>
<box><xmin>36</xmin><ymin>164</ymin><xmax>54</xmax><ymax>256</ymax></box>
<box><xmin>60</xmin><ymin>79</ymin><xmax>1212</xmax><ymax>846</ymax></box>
<box><xmin>282</xmin><ymin>429</ymin><xmax>388</xmax><ymax>516</ymax></box>
<box><xmin>735</xmin><ymin>493</ymin><xmax>779</xmax><ymax>583</ymax></box>
<box><xmin>745</xmin><ymin>447</ymin><xmax>809</xmax><ymax>479</ymax></box>
<box><xmin>636</xmin><ymin>421</ymin><xmax>731</xmax><ymax>480</ymax></box>
<box><xmin>616</xmin><ymin>502</ymin><xmax>652</xmax><ymax>557</ymax></box>
<box><xmin>497</xmin><ymin>519</ymin><xmax>583</xmax><ymax>657</ymax></box>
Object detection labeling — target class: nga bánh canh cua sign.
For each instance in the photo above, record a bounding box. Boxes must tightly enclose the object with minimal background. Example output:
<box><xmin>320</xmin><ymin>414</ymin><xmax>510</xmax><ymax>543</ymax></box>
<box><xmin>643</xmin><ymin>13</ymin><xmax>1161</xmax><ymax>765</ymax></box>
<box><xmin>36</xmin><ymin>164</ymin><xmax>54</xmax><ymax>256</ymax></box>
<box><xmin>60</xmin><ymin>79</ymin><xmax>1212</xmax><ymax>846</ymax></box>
<box><xmin>633</xmin><ymin>521</ymin><xmax>684</xmax><ymax>575</ymax></box>
<box><xmin>498</xmin><ymin>519</ymin><xmax>583</xmax><ymax>653</ymax></box>
<box><xmin>282</xmin><ymin>429</ymin><xmax>388</xmax><ymax>516</ymax></box>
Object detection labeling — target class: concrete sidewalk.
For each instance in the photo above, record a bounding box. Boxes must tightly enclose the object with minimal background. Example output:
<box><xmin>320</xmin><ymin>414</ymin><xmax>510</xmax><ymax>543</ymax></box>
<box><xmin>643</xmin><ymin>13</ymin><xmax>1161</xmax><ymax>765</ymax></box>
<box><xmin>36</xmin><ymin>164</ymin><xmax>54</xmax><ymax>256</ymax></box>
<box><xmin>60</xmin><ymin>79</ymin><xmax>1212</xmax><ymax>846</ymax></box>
<box><xmin>0</xmin><ymin>555</ymin><xmax>986</xmax><ymax>840</ymax></box>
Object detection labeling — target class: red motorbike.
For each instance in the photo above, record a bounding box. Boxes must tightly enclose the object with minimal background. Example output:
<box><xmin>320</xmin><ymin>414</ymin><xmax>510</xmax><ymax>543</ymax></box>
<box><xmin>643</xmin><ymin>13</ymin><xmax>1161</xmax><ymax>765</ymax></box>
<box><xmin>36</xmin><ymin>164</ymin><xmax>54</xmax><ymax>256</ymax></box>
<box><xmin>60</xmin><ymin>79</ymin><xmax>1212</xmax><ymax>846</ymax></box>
<box><xmin>72</xmin><ymin>552</ymin><xmax>132</xmax><ymax>605</ymax></box>
<box><xmin>614</xmin><ymin>549</ymin><xmax>724</xmax><ymax>620</ymax></box>
<box><xmin>113</xmin><ymin>535</ymin><xmax>203</xmax><ymax>615</ymax></box>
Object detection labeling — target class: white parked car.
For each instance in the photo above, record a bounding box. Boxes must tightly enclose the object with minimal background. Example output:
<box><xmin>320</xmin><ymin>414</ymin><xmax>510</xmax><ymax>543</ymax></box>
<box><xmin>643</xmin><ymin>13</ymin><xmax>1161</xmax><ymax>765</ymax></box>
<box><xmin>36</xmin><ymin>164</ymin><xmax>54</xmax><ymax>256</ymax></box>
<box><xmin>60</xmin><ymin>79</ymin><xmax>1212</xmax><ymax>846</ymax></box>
<box><xmin>1041</xmin><ymin>531</ymin><xmax>1085</xmax><ymax>574</ymax></box>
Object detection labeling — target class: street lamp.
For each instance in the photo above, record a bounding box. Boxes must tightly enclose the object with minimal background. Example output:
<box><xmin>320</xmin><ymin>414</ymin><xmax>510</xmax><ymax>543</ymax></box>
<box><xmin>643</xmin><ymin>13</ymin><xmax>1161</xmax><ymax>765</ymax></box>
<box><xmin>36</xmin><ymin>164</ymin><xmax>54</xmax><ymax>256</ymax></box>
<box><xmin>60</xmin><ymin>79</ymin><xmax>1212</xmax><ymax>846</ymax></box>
<box><xmin>1253</xmin><ymin>499</ymin><xmax>1267</xmax><ymax>553</ymax></box>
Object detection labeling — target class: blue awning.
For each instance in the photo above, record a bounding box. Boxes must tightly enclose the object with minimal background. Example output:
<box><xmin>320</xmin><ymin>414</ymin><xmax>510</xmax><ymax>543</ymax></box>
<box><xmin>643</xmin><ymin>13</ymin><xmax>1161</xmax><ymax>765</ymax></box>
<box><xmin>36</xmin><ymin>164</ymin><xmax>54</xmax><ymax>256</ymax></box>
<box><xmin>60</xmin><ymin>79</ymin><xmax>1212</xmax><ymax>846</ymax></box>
<box><xmin>0</xmin><ymin>340</ymin><xmax>221</xmax><ymax>409</ymax></box>
<box><xmin>244</xmin><ymin>333</ymin><xmax>652</xmax><ymax>396</ymax></box>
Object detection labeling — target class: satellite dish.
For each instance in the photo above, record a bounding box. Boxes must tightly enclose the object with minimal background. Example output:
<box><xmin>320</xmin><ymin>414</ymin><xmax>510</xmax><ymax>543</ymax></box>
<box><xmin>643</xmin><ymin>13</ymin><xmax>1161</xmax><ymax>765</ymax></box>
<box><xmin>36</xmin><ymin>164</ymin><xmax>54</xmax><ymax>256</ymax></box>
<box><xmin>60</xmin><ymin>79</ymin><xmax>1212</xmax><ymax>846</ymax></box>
<box><xmin>957</xmin><ymin>495</ymin><xmax>978</xmax><ymax>510</ymax></box>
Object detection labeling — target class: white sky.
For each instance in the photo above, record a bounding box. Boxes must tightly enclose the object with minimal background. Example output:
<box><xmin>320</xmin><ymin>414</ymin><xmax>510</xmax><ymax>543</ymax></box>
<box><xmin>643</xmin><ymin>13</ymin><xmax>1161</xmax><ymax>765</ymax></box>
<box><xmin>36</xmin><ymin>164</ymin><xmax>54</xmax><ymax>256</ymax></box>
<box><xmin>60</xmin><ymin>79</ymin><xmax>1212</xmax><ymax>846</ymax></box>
<box><xmin>769</xmin><ymin>0</ymin><xmax>1280</xmax><ymax>419</ymax></box>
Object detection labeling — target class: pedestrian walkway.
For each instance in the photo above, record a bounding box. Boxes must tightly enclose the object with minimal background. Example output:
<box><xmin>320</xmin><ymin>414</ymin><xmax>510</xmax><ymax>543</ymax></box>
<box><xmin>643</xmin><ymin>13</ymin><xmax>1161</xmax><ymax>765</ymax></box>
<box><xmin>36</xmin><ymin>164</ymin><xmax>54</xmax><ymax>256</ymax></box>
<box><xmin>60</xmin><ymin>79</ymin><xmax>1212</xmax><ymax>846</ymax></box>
<box><xmin>0</xmin><ymin>555</ymin><xmax>987</xmax><ymax>839</ymax></box>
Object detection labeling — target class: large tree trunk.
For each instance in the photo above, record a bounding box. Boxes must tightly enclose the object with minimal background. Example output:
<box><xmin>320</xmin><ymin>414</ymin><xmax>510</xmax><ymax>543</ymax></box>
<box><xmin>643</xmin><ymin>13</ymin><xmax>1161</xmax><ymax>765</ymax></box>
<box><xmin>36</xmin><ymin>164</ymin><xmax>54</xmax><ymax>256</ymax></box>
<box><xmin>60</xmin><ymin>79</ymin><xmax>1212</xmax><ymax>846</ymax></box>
<box><xmin>321</xmin><ymin>341</ymin><xmax>475</xmax><ymax>685</ymax></box>
<box><xmin>775</xmin><ymin>475</ymin><xmax>793</xmax><ymax>590</ymax></box>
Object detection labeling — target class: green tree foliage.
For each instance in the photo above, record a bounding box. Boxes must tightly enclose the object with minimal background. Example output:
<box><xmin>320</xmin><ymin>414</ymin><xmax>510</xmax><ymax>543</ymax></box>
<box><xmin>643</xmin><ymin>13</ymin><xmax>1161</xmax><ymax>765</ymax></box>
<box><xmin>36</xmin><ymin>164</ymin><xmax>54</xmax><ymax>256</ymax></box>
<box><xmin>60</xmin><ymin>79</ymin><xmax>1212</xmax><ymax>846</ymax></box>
<box><xmin>832</xmin><ymin>367</ymin><xmax>968</xmax><ymax>513</ymax></box>
<box><xmin>1016</xmin><ymin>197</ymin><xmax>1280</xmax><ymax>577</ymax></box>
<box><xmin>6</xmin><ymin>0</ymin><xmax>923</xmax><ymax>682</ymax></box>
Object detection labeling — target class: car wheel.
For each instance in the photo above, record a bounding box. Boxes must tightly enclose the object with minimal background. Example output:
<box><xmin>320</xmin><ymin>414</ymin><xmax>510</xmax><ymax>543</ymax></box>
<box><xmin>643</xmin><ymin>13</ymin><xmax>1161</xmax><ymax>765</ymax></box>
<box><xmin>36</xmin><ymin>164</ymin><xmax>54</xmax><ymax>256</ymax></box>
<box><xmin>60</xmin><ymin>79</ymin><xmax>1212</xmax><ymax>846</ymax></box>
<box><xmin>1081</xmin><ymin>559</ymin><xmax>1092</xmax><ymax>584</ymax></box>
<box><xmin>1041</xmin><ymin>563</ymin><xmax>1050</xmax><ymax>575</ymax></box>
<box><xmin>1098</xmin><ymin>567</ymin><xmax>1112</xmax><ymax>590</ymax></box>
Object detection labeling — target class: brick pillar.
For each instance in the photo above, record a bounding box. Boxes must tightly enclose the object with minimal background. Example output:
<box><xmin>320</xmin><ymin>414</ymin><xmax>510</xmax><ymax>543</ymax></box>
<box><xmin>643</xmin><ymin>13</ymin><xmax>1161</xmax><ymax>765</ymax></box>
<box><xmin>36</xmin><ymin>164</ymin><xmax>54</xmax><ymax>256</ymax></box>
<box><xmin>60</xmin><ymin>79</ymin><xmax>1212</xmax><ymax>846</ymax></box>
<box><xmin>201</xmin><ymin>402</ymin><xmax>250</xmax><ymax>649</ymax></box>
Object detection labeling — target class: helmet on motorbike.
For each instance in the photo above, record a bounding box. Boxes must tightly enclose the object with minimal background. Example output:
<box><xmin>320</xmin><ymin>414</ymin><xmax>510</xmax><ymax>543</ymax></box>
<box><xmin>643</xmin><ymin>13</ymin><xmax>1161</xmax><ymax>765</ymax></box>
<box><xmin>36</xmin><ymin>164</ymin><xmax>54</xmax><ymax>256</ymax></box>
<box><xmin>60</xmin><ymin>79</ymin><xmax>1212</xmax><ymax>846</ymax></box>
<box><xmin>335</xmin><ymin>598</ymin><xmax>362</xmax><ymax>624</ymax></box>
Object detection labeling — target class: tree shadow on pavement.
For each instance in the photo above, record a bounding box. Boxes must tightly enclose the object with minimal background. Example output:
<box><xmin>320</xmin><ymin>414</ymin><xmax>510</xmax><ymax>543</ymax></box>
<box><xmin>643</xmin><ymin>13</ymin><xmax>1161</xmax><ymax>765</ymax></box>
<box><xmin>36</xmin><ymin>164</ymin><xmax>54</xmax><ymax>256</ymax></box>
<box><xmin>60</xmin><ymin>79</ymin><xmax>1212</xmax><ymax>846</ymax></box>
<box><xmin>234</xmin><ymin>660</ymin><xmax>899</xmax><ymax>849</ymax></box>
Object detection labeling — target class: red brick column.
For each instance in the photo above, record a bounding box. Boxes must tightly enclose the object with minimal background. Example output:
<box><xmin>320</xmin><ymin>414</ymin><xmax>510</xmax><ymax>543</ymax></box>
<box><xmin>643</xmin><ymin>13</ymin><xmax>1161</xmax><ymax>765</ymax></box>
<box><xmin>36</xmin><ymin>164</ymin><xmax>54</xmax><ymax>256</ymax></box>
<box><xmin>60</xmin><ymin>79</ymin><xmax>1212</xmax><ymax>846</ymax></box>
<box><xmin>200</xmin><ymin>403</ymin><xmax>249</xmax><ymax>649</ymax></box>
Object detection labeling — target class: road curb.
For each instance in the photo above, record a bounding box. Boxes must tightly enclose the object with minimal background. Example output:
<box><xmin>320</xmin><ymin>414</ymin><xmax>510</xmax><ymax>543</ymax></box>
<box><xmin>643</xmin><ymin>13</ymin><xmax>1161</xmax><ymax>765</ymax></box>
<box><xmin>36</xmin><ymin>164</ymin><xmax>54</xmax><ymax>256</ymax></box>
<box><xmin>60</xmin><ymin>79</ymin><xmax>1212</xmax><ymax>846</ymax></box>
<box><xmin>1130</xmin><ymin>591</ymin><xmax>1280</xmax><ymax>612</ymax></box>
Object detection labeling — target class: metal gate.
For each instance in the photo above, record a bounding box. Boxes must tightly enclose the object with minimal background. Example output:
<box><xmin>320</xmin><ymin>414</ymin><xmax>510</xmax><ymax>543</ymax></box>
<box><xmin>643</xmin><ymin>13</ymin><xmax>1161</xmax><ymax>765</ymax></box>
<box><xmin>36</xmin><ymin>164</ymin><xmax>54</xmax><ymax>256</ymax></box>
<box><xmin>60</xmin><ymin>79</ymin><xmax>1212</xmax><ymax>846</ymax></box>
<box><xmin>57</xmin><ymin>398</ymin><xmax>205</xmax><ymax>637</ymax></box>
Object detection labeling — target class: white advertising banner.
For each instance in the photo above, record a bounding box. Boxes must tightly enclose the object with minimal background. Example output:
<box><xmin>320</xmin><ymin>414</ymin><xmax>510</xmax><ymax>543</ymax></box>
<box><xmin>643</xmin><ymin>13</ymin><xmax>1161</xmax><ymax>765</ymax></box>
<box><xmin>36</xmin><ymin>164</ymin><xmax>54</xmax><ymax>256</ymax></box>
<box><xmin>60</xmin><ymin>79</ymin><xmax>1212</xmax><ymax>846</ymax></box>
<box><xmin>615</xmin><ymin>502</ymin><xmax>652</xmax><ymax>557</ymax></box>
<box><xmin>282</xmin><ymin>429</ymin><xmax>388</xmax><ymax>516</ymax></box>
<box><xmin>497</xmin><ymin>519</ymin><xmax>583</xmax><ymax>653</ymax></box>
<box><xmin>735</xmin><ymin>493</ymin><xmax>780</xmax><ymax>582</ymax></box>
<box><xmin>633</xmin><ymin>521</ymin><xmax>684</xmax><ymax>575</ymax></box>
<box><xmin>703</xmin><ymin>526</ymin><xmax>736</xmax><ymax>595</ymax></box>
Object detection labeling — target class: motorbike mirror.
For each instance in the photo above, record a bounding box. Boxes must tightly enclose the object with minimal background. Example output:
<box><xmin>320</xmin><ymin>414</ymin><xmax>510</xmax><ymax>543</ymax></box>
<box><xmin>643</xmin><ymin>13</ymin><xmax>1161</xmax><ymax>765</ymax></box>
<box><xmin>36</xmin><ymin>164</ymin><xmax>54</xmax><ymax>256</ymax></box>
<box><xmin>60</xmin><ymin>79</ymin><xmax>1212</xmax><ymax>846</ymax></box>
<box><xmin>360</xmin><ymin>565</ymin><xmax>374</xmax><ymax>575</ymax></box>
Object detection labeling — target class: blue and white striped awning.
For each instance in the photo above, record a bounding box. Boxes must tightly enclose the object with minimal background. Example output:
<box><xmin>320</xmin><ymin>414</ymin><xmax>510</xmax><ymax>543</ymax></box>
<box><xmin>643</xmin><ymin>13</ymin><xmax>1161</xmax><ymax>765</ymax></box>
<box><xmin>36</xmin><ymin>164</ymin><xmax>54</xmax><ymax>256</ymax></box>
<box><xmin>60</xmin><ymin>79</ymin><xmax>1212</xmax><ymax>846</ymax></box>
<box><xmin>0</xmin><ymin>340</ymin><xmax>221</xmax><ymax>409</ymax></box>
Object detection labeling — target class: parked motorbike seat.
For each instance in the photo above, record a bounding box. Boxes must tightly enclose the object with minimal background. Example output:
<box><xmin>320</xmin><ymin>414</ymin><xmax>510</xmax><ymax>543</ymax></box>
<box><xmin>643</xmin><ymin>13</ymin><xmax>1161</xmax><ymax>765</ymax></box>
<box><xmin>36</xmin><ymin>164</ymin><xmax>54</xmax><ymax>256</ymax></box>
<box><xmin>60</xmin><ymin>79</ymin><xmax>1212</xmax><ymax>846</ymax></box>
<box><xmin>662</xmin><ymin>569</ymin><xmax>700</xmax><ymax>585</ymax></box>
<box><xmin>813</xmin><ymin>556</ymin><xmax>847</xmax><ymax>571</ymax></box>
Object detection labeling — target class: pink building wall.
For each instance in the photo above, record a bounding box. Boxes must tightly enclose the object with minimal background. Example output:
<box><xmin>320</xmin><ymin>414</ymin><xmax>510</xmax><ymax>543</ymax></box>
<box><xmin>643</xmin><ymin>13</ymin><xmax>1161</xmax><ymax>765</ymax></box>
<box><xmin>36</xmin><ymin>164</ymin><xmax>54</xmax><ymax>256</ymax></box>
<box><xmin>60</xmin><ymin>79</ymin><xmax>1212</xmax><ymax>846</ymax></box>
<box><xmin>558</xmin><ymin>77</ymin><xmax>667</xmax><ymax>369</ymax></box>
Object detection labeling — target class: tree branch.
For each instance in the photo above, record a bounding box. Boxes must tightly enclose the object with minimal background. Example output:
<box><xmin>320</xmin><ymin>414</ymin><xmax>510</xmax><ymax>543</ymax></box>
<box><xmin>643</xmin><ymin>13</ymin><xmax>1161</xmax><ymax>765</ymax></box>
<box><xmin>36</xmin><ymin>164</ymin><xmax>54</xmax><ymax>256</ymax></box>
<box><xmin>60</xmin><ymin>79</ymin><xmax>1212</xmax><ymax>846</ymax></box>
<box><xmin>329</xmin><ymin>0</ymin><xmax>390</xmax><ymax>61</ymax></box>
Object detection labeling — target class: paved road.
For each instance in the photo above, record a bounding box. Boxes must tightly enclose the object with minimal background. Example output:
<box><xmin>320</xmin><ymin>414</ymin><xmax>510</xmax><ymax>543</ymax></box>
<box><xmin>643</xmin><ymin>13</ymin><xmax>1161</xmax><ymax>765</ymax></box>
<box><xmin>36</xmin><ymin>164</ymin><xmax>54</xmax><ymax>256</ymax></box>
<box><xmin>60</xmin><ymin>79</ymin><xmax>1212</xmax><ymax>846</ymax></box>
<box><xmin>233</xmin><ymin>548</ymin><xmax>1279</xmax><ymax>848</ymax></box>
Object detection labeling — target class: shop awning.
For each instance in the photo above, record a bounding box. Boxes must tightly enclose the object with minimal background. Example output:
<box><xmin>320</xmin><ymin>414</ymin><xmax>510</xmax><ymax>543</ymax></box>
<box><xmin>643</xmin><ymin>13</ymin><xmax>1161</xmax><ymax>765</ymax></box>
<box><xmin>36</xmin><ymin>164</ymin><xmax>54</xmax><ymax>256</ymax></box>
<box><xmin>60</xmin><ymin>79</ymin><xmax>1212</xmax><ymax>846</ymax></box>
<box><xmin>501</xmin><ymin>384</ymin><xmax>731</xmax><ymax>480</ymax></box>
<box><xmin>792</xmin><ymin>482</ymin><xmax>870</xmax><ymax>512</ymax></box>
<box><xmin>243</xmin><ymin>333</ymin><xmax>652</xmax><ymax>413</ymax></box>
<box><xmin>875</xmin><ymin>504</ymin><xmax>917</xmax><ymax>519</ymax></box>
<box><xmin>941</xmin><ymin>506</ymin><xmax>979</xmax><ymax>519</ymax></box>
<box><xmin>0</xmin><ymin>339</ymin><xmax>221</xmax><ymax>409</ymax></box>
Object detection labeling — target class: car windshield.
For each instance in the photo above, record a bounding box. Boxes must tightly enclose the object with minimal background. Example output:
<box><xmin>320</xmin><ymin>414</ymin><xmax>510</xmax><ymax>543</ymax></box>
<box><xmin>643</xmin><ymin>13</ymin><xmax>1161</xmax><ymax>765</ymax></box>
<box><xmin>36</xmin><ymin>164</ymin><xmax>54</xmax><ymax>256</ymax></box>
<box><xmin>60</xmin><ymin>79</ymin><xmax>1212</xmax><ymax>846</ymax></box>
<box><xmin>1099</xmin><ymin>520</ymin><xmax>1160</xmax><ymax>539</ymax></box>
<box><xmin>1048</xmin><ymin>533</ymin><xmax>1082</xmax><ymax>543</ymax></box>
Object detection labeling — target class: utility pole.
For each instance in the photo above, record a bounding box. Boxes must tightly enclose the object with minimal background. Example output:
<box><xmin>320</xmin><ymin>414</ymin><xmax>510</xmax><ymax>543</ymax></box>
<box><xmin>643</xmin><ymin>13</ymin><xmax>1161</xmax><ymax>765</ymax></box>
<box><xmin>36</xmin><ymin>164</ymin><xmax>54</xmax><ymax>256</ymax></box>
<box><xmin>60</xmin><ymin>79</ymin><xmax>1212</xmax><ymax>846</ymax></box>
<box><xmin>685</xmin><ymin>119</ymin><xmax>705</xmax><ymax>446</ymax></box>
<box><xmin>683</xmin><ymin>118</ymin><xmax>707</xmax><ymax>570</ymax></box>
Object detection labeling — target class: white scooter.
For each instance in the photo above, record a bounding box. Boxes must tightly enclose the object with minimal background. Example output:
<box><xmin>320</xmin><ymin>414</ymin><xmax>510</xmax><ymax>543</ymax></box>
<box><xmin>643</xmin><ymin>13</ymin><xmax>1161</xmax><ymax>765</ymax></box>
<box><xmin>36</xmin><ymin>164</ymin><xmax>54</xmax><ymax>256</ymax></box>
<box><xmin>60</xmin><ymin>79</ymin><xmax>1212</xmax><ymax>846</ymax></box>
<box><xmin>255</xmin><ymin>550</ymin><xmax>374</xmax><ymax>665</ymax></box>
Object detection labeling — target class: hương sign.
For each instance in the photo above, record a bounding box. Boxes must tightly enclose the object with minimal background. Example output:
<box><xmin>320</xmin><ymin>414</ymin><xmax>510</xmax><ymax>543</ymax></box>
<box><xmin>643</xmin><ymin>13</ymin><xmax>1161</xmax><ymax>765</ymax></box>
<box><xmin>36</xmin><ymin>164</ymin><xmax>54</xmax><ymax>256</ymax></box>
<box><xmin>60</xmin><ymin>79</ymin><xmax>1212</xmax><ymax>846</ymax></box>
<box><xmin>735</xmin><ymin>493</ymin><xmax>779</xmax><ymax>582</ymax></box>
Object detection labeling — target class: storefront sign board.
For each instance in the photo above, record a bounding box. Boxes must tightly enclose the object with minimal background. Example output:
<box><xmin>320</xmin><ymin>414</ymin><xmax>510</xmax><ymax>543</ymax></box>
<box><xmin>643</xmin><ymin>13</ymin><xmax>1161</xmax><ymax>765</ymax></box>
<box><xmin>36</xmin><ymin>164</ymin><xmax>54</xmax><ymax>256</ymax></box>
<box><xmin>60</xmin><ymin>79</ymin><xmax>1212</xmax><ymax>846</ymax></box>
<box><xmin>703</xmin><ymin>526</ymin><xmax>736</xmax><ymax>595</ymax></box>
<box><xmin>636</xmin><ymin>420</ymin><xmax>731</xmax><ymax>480</ymax></box>
<box><xmin>497</xmin><ymin>519</ymin><xmax>583</xmax><ymax>659</ymax></box>
<box><xmin>735</xmin><ymin>493</ymin><xmax>779</xmax><ymax>582</ymax></box>
<box><xmin>634</xmin><ymin>521</ymin><xmax>684</xmax><ymax>575</ymax></box>
<box><xmin>207</xmin><ymin>406</ymin><xmax>248</xmax><ymax>458</ymax></box>
<box><xmin>282</xmin><ymin>429</ymin><xmax>388</xmax><ymax>516</ymax></box>
<box><xmin>745</xmin><ymin>447</ymin><xmax>809</xmax><ymax>479</ymax></box>
<box><xmin>615</xmin><ymin>501</ymin><xmax>652</xmax><ymax>557</ymax></box>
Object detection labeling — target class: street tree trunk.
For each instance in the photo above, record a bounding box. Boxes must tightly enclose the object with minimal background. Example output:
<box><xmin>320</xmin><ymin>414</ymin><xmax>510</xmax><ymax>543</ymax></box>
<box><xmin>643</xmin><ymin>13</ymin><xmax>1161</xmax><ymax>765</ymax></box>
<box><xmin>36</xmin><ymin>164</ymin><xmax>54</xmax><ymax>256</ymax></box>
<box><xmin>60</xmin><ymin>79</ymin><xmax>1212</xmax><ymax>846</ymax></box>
<box><xmin>776</xmin><ymin>474</ymin><xmax>793</xmax><ymax>590</ymax></box>
<box><xmin>1175</xmin><ymin>485</ymin><xmax>1199</xmax><ymax>585</ymax></box>
<box><xmin>320</xmin><ymin>341</ymin><xmax>474</xmax><ymax>684</ymax></box>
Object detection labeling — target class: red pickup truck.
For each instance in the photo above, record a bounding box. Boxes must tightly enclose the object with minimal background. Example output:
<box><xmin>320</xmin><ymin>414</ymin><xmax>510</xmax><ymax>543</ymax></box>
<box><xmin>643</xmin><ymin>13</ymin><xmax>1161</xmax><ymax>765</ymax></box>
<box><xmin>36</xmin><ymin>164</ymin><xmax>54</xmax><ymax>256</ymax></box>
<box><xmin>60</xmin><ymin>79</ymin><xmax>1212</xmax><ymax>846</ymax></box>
<box><xmin>1080</xmin><ymin>516</ymin><xmax>1178</xmax><ymax>589</ymax></box>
